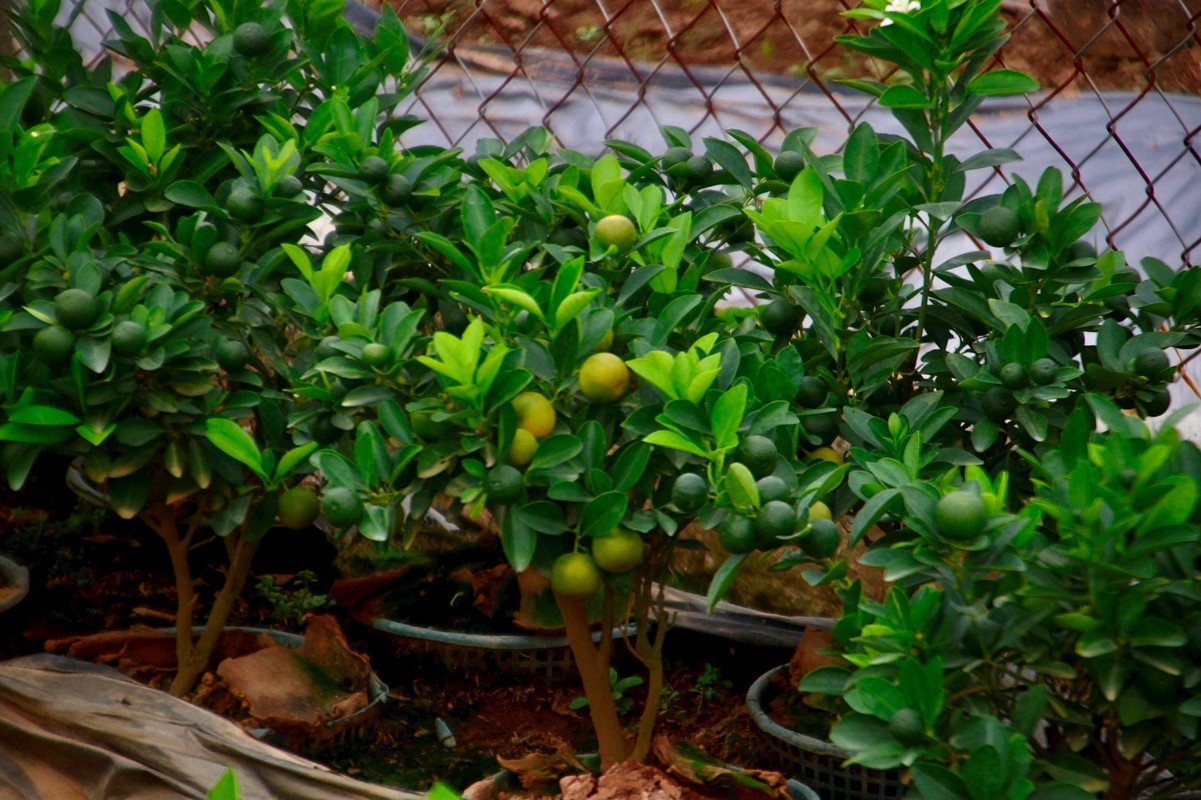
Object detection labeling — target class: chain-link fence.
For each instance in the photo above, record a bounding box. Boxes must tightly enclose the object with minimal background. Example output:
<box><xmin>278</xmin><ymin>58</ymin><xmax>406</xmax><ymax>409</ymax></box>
<box><xmin>12</xmin><ymin>0</ymin><xmax>1201</xmax><ymax>268</ymax></box>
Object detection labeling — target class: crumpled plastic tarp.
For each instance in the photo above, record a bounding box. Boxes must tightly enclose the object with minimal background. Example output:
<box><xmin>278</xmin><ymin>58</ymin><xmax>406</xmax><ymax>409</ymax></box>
<box><xmin>0</xmin><ymin>653</ymin><xmax>421</xmax><ymax>800</ymax></box>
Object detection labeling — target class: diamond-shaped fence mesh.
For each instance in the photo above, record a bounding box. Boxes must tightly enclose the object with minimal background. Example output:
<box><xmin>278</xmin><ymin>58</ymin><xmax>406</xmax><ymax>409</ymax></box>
<box><xmin>3</xmin><ymin>1</ymin><xmax>1199</xmax><ymax>424</ymax></box>
<box><xmin>12</xmin><ymin>0</ymin><xmax>1199</xmax><ymax>266</ymax></box>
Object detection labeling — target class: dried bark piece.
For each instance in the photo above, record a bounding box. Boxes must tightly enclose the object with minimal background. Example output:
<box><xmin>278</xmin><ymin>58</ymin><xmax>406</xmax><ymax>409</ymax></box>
<box><xmin>217</xmin><ymin>615</ymin><xmax>371</xmax><ymax>736</ymax></box>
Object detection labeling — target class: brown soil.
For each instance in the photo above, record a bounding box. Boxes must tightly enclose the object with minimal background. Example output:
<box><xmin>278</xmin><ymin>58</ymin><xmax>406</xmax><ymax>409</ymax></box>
<box><xmin>378</xmin><ymin>0</ymin><xmax>1201</xmax><ymax>95</ymax></box>
<box><xmin>1</xmin><ymin>490</ymin><xmax>798</xmax><ymax>797</ymax></box>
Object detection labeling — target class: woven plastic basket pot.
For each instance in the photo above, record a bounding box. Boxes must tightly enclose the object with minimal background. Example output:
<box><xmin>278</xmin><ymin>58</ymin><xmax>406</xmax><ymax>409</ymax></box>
<box><xmin>372</xmin><ymin>617</ymin><xmax>640</xmax><ymax>681</ymax></box>
<box><xmin>746</xmin><ymin>665</ymin><xmax>905</xmax><ymax>800</ymax></box>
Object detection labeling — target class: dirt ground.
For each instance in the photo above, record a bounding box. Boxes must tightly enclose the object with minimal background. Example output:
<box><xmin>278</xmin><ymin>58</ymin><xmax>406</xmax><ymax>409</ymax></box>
<box><xmin>376</xmin><ymin>0</ymin><xmax>1201</xmax><ymax>95</ymax></box>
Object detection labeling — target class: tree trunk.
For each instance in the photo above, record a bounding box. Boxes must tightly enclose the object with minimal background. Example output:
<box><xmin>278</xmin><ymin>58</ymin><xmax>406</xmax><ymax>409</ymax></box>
<box><xmin>556</xmin><ymin>594</ymin><xmax>629</xmax><ymax>769</ymax></box>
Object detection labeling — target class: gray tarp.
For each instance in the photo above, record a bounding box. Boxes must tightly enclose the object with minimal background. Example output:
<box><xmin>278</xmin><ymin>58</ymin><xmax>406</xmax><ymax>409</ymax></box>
<box><xmin>0</xmin><ymin>654</ymin><xmax>421</xmax><ymax>800</ymax></box>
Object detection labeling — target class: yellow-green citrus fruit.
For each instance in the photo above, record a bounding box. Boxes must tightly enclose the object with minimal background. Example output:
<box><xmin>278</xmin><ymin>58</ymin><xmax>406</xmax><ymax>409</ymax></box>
<box><xmin>227</xmin><ymin>186</ymin><xmax>263</xmax><ymax>222</ymax></box>
<box><xmin>760</xmin><ymin>299</ymin><xmax>800</xmax><ymax>338</ymax></box>
<box><xmin>593</xmin><ymin>328</ymin><xmax>615</xmax><ymax>353</ymax></box>
<box><xmin>506</xmin><ymin>428</ymin><xmax>539</xmax><ymax>467</ymax></box>
<box><xmin>590</xmin><ymin>528</ymin><xmax>644</xmax><ymax>574</ymax></box>
<box><xmin>484</xmin><ymin>464</ymin><xmax>524</xmax><ymax>505</ymax></box>
<box><xmin>888</xmin><ymin>708</ymin><xmax>926</xmax><ymax>747</ymax></box>
<box><xmin>322</xmin><ymin>486</ymin><xmax>364</xmax><ymax>528</ymax></box>
<box><xmin>796</xmin><ymin>376</ymin><xmax>827</xmax><ymax>409</ymax></box>
<box><xmin>803</xmin><ymin>411</ymin><xmax>840</xmax><ymax>445</ymax></box>
<box><xmin>54</xmin><ymin>288</ymin><xmax>100</xmax><ymax>331</ymax></box>
<box><xmin>381</xmin><ymin>174</ymin><xmax>414</xmax><ymax>205</ymax></box>
<box><xmin>709</xmin><ymin>250</ymin><xmax>733</xmax><ymax>270</ymax></box>
<box><xmin>802</xmin><ymin>518</ymin><xmax>841</xmax><ymax>559</ymax></box>
<box><xmin>33</xmin><ymin>325</ymin><xmax>76</xmax><ymax>365</ymax></box>
<box><xmin>719</xmin><ymin>515</ymin><xmax>757</xmax><ymax>554</ymax></box>
<box><xmin>1065</xmin><ymin>240</ymin><xmax>1097</xmax><ymax>263</ymax></box>
<box><xmin>661</xmin><ymin>146</ymin><xmax>693</xmax><ymax>170</ymax></box>
<box><xmin>278</xmin><ymin>486</ymin><xmax>320</xmax><ymax>530</ymax></box>
<box><xmin>111</xmin><ymin>320</ymin><xmax>148</xmax><ymax>356</ymax></box>
<box><xmin>1140</xmin><ymin>389</ymin><xmax>1171</xmax><ymax>418</ymax></box>
<box><xmin>756</xmin><ymin>475</ymin><xmax>790</xmax><ymax>505</ymax></box>
<box><xmin>204</xmin><ymin>242</ymin><xmax>242</xmax><ymax>278</ymax></box>
<box><xmin>1133</xmin><ymin>348</ymin><xmax>1170</xmax><ymax>379</ymax></box>
<box><xmin>999</xmin><ymin>363</ymin><xmax>1029</xmax><ymax>390</ymax></box>
<box><xmin>774</xmin><ymin>151</ymin><xmax>805</xmax><ymax>182</ymax></box>
<box><xmin>737</xmin><ymin>435</ymin><xmax>778</xmax><ymax>480</ymax></box>
<box><xmin>359</xmin><ymin>155</ymin><xmax>391</xmax><ymax>185</ymax></box>
<box><xmin>578</xmin><ymin>352</ymin><xmax>630</xmax><ymax>404</ymax></box>
<box><xmin>981</xmin><ymin>386</ymin><xmax>1017</xmax><ymax>421</ymax></box>
<box><xmin>215</xmin><ymin>339</ymin><xmax>250</xmax><ymax>372</ymax></box>
<box><xmin>671</xmin><ymin>472</ymin><xmax>708</xmax><ymax>513</ymax></box>
<box><xmin>550</xmin><ymin>552</ymin><xmax>602</xmax><ymax>599</ymax></box>
<box><xmin>315</xmin><ymin>335</ymin><xmax>342</xmax><ymax>360</ymax></box>
<box><xmin>512</xmin><ymin>391</ymin><xmax>556</xmax><ymax>439</ymax></box>
<box><xmin>809</xmin><ymin>500</ymin><xmax>832</xmax><ymax>522</ymax></box>
<box><xmin>361</xmin><ymin>342</ymin><xmax>390</xmax><ymax>368</ymax></box>
<box><xmin>682</xmin><ymin>155</ymin><xmax>713</xmax><ymax>186</ymax></box>
<box><xmin>755</xmin><ymin>500</ymin><xmax>796</xmax><ymax>545</ymax></box>
<box><xmin>977</xmin><ymin>206</ymin><xmax>1020</xmax><ymax>248</ymax></box>
<box><xmin>807</xmin><ymin>447</ymin><xmax>844</xmax><ymax>466</ymax></box>
<box><xmin>595</xmin><ymin>215</ymin><xmax>638</xmax><ymax>252</ymax></box>
<box><xmin>934</xmin><ymin>490</ymin><xmax>986</xmax><ymax>542</ymax></box>
<box><xmin>410</xmin><ymin>410</ymin><xmax>451</xmax><ymax>441</ymax></box>
<box><xmin>1030</xmin><ymin>358</ymin><xmax>1058</xmax><ymax>386</ymax></box>
<box><xmin>277</xmin><ymin>174</ymin><xmax>303</xmax><ymax>197</ymax></box>
<box><xmin>233</xmin><ymin>21</ymin><xmax>271</xmax><ymax>57</ymax></box>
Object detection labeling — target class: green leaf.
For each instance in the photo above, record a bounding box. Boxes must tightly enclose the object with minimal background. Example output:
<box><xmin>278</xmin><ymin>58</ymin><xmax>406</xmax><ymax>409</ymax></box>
<box><xmin>705</xmin><ymin>553</ymin><xmax>746</xmax><ymax>611</ymax></box>
<box><xmin>850</xmin><ymin>488</ymin><xmax>900</xmax><ymax>545</ymax></box>
<box><xmin>725</xmin><ymin>462</ymin><xmax>759</xmax><ymax>509</ymax></box>
<box><xmin>643</xmin><ymin>429</ymin><xmax>708</xmax><ymax>459</ymax></box>
<box><xmin>0</xmin><ymin>78</ymin><xmax>36</xmax><ymax>131</ymax></box>
<box><xmin>515</xmin><ymin>501</ymin><xmax>568</xmax><ymax>535</ymax></box>
<box><xmin>911</xmin><ymin>763</ymin><xmax>972</xmax><ymax>800</ymax></box>
<box><xmin>581</xmin><ymin>491</ymin><xmax>628</xmax><ymax>539</ymax></box>
<box><xmin>611</xmin><ymin>442</ymin><xmax>651</xmax><ymax>492</ymax></box>
<box><xmin>501</xmin><ymin>508</ymin><xmax>537</xmax><ymax>572</ymax></box>
<box><xmin>968</xmin><ymin>69</ymin><xmax>1040</xmax><ymax>97</ymax></box>
<box><xmin>798</xmin><ymin>665</ymin><xmax>851</xmax><ymax>695</ymax></box>
<box><xmin>206</xmin><ymin>769</ymin><xmax>239</xmax><ymax>800</ymax></box>
<box><xmin>164</xmin><ymin>180</ymin><xmax>216</xmax><ymax>208</ymax></box>
<box><xmin>7</xmin><ymin>406</ymin><xmax>81</xmax><ymax>426</ymax></box>
<box><xmin>709</xmin><ymin>383</ymin><xmax>747</xmax><ymax>450</ymax></box>
<box><xmin>1043</xmin><ymin>755</ymin><xmax>1110</xmax><ymax>794</ymax></box>
<box><xmin>529</xmin><ymin>434</ymin><xmax>583</xmax><ymax>471</ymax></box>
<box><xmin>205</xmin><ymin>418</ymin><xmax>266</xmax><ymax>481</ymax></box>
<box><xmin>879</xmin><ymin>84</ymin><xmax>931</xmax><ymax>109</ymax></box>
<box><xmin>141</xmin><ymin>108</ymin><xmax>167</xmax><ymax>164</ymax></box>
<box><xmin>108</xmin><ymin>474</ymin><xmax>151</xmax><ymax>520</ymax></box>
<box><xmin>275</xmin><ymin>441</ymin><xmax>319</xmax><ymax>481</ymax></box>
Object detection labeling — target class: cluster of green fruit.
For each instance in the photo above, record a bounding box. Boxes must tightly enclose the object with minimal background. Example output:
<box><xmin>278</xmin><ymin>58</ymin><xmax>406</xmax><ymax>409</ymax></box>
<box><xmin>670</xmin><ymin>434</ymin><xmax>841</xmax><ymax>561</ymax></box>
<box><xmin>32</xmin><ymin>289</ymin><xmax>106</xmax><ymax>365</ymax></box>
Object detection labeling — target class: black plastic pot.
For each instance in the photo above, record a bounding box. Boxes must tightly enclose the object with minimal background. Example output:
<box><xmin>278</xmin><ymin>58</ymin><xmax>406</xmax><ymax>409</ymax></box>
<box><xmin>0</xmin><ymin>555</ymin><xmax>30</xmax><ymax>616</ymax></box>
<box><xmin>746</xmin><ymin>664</ymin><xmax>904</xmax><ymax>800</ymax></box>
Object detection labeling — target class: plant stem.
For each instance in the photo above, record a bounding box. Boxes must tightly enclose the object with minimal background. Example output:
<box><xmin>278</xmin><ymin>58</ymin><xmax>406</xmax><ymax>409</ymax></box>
<box><xmin>630</xmin><ymin>572</ymin><xmax>670</xmax><ymax>762</ymax></box>
<box><xmin>169</xmin><ymin>531</ymin><xmax>260</xmax><ymax>697</ymax></box>
<box><xmin>144</xmin><ymin>502</ymin><xmax>196</xmax><ymax>674</ymax></box>
<box><xmin>556</xmin><ymin>593</ymin><xmax>629</xmax><ymax>769</ymax></box>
